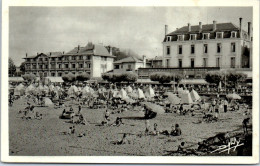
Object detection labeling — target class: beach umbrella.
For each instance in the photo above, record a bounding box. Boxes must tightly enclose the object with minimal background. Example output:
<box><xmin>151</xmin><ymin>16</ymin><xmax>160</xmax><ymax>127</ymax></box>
<box><xmin>145</xmin><ymin>86</ymin><xmax>155</xmax><ymax>98</ymax></box>
<box><xmin>119</xmin><ymin>88</ymin><xmax>128</xmax><ymax>99</ymax></box>
<box><xmin>68</xmin><ymin>85</ymin><xmax>78</xmax><ymax>98</ymax></box>
<box><xmin>142</xmin><ymin>102</ymin><xmax>165</xmax><ymax>114</ymax></box>
<box><xmin>226</xmin><ymin>93</ymin><xmax>241</xmax><ymax>100</ymax></box>
<box><xmin>167</xmin><ymin>93</ymin><xmax>181</xmax><ymax>105</ymax></box>
<box><xmin>137</xmin><ymin>88</ymin><xmax>145</xmax><ymax>99</ymax></box>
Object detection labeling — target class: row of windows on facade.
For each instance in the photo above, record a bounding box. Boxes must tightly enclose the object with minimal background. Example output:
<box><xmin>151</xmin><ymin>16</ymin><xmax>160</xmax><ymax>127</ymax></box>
<box><xmin>114</xmin><ymin>64</ymin><xmax>133</xmax><ymax>70</ymax></box>
<box><xmin>25</xmin><ymin>55</ymin><xmax>108</xmax><ymax>62</ymax></box>
<box><xmin>26</xmin><ymin>63</ymin><xmax>91</xmax><ymax>69</ymax></box>
<box><xmin>165</xmin><ymin>57</ymin><xmax>236</xmax><ymax>68</ymax></box>
<box><xmin>166</xmin><ymin>31</ymin><xmax>238</xmax><ymax>42</ymax></box>
<box><xmin>166</xmin><ymin>43</ymin><xmax>236</xmax><ymax>55</ymax></box>
<box><xmin>29</xmin><ymin>71</ymin><xmax>91</xmax><ymax>77</ymax></box>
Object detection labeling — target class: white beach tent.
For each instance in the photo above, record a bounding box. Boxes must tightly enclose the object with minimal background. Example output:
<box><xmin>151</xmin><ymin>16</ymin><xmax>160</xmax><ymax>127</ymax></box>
<box><xmin>14</xmin><ymin>83</ymin><xmax>25</xmax><ymax>96</ymax></box>
<box><xmin>167</xmin><ymin>93</ymin><xmax>181</xmax><ymax>105</ymax></box>
<box><xmin>43</xmin><ymin>97</ymin><xmax>54</xmax><ymax>106</ymax></box>
<box><xmin>126</xmin><ymin>86</ymin><xmax>133</xmax><ymax>94</ymax></box>
<box><xmin>68</xmin><ymin>85</ymin><xmax>78</xmax><ymax>98</ymax></box>
<box><xmin>25</xmin><ymin>84</ymin><xmax>36</xmax><ymax>95</ymax></box>
<box><xmin>180</xmin><ymin>93</ymin><xmax>193</xmax><ymax>104</ymax></box>
<box><xmin>190</xmin><ymin>89</ymin><xmax>201</xmax><ymax>102</ymax></box>
<box><xmin>137</xmin><ymin>88</ymin><xmax>145</xmax><ymax>99</ymax></box>
<box><xmin>145</xmin><ymin>86</ymin><xmax>155</xmax><ymax>98</ymax></box>
<box><xmin>118</xmin><ymin>88</ymin><xmax>128</xmax><ymax>100</ymax></box>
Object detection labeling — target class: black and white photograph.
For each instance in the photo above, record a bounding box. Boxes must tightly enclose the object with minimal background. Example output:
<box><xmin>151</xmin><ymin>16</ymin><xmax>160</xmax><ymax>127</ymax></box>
<box><xmin>2</xmin><ymin>0</ymin><xmax>259</xmax><ymax>164</ymax></box>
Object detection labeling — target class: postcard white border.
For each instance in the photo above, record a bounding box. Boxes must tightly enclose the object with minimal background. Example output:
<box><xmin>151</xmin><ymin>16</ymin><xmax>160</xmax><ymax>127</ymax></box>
<box><xmin>1</xmin><ymin>0</ymin><xmax>259</xmax><ymax>164</ymax></box>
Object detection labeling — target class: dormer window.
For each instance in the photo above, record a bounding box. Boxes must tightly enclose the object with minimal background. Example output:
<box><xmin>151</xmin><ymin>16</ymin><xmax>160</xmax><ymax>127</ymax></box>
<box><xmin>231</xmin><ymin>31</ymin><xmax>237</xmax><ymax>38</ymax></box>
<box><xmin>216</xmin><ymin>32</ymin><xmax>224</xmax><ymax>39</ymax></box>
<box><xmin>190</xmin><ymin>34</ymin><xmax>197</xmax><ymax>40</ymax></box>
<box><xmin>166</xmin><ymin>36</ymin><xmax>172</xmax><ymax>42</ymax></box>
<box><xmin>177</xmin><ymin>35</ymin><xmax>184</xmax><ymax>41</ymax></box>
<box><xmin>203</xmin><ymin>33</ymin><xmax>210</xmax><ymax>40</ymax></box>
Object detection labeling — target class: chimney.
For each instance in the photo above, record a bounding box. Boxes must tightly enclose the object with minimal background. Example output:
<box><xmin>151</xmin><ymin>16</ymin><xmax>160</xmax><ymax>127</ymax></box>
<box><xmin>213</xmin><ymin>20</ymin><xmax>217</xmax><ymax>31</ymax></box>
<box><xmin>78</xmin><ymin>45</ymin><xmax>80</xmax><ymax>51</ymax></box>
<box><xmin>110</xmin><ymin>47</ymin><xmax>113</xmax><ymax>56</ymax></box>
<box><xmin>63</xmin><ymin>51</ymin><xmax>65</xmax><ymax>54</ymax></box>
<box><xmin>199</xmin><ymin>22</ymin><xmax>202</xmax><ymax>32</ymax></box>
<box><xmin>26</xmin><ymin>53</ymin><xmax>28</xmax><ymax>58</ymax></box>
<box><xmin>165</xmin><ymin>25</ymin><xmax>168</xmax><ymax>36</ymax></box>
<box><xmin>143</xmin><ymin>55</ymin><xmax>146</xmax><ymax>68</ymax></box>
<box><xmin>239</xmin><ymin>17</ymin><xmax>242</xmax><ymax>38</ymax></box>
<box><xmin>248</xmin><ymin>22</ymin><xmax>251</xmax><ymax>40</ymax></box>
<box><xmin>188</xmin><ymin>23</ymin><xmax>191</xmax><ymax>32</ymax></box>
<box><xmin>37</xmin><ymin>52</ymin><xmax>39</xmax><ymax>55</ymax></box>
<box><xmin>50</xmin><ymin>52</ymin><xmax>52</xmax><ymax>56</ymax></box>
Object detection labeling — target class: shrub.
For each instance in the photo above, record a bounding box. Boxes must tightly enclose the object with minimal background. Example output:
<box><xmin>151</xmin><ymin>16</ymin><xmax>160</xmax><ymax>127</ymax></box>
<box><xmin>62</xmin><ymin>72</ymin><xmax>76</xmax><ymax>82</ymax></box>
<box><xmin>76</xmin><ymin>72</ymin><xmax>90</xmax><ymax>82</ymax></box>
<box><xmin>22</xmin><ymin>73</ymin><xmax>36</xmax><ymax>82</ymax></box>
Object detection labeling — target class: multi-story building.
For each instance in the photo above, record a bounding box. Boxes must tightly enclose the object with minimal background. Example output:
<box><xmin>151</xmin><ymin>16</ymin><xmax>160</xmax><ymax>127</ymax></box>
<box><xmin>23</xmin><ymin>42</ymin><xmax>115</xmax><ymax>78</ymax></box>
<box><xmin>162</xmin><ymin>18</ymin><xmax>252</xmax><ymax>70</ymax></box>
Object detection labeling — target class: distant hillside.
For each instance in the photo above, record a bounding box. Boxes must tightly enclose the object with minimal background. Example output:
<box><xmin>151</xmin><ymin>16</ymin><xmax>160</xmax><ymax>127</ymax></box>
<box><xmin>105</xmin><ymin>46</ymin><xmax>142</xmax><ymax>61</ymax></box>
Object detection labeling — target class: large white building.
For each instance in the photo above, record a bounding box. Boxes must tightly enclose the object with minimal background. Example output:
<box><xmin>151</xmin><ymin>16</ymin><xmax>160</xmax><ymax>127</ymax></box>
<box><xmin>162</xmin><ymin>18</ymin><xmax>252</xmax><ymax>70</ymax></box>
<box><xmin>23</xmin><ymin>42</ymin><xmax>115</xmax><ymax>78</ymax></box>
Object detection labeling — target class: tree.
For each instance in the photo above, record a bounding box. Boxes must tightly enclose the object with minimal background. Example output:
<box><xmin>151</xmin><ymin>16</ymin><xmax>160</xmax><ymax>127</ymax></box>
<box><xmin>22</xmin><ymin>73</ymin><xmax>36</xmax><ymax>82</ymax></box>
<box><xmin>150</xmin><ymin>72</ymin><xmax>173</xmax><ymax>84</ymax></box>
<box><xmin>205</xmin><ymin>71</ymin><xmax>224</xmax><ymax>85</ymax></box>
<box><xmin>102</xmin><ymin>72</ymin><xmax>138</xmax><ymax>83</ymax></box>
<box><xmin>62</xmin><ymin>72</ymin><xmax>76</xmax><ymax>82</ymax></box>
<box><xmin>226</xmin><ymin>71</ymin><xmax>247</xmax><ymax>88</ymax></box>
<box><xmin>76</xmin><ymin>72</ymin><xmax>90</xmax><ymax>82</ymax></box>
<box><xmin>20</xmin><ymin>62</ymin><xmax>26</xmax><ymax>74</ymax></box>
<box><xmin>121</xmin><ymin>72</ymin><xmax>138</xmax><ymax>83</ymax></box>
<box><xmin>9</xmin><ymin>58</ymin><xmax>16</xmax><ymax>76</ymax></box>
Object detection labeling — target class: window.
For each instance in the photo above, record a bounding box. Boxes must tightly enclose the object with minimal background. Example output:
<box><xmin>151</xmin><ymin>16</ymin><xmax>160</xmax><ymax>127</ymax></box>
<box><xmin>178</xmin><ymin>59</ymin><xmax>182</xmax><ymax>68</ymax></box>
<box><xmin>190</xmin><ymin>34</ymin><xmax>196</xmax><ymax>40</ymax></box>
<box><xmin>72</xmin><ymin>56</ymin><xmax>76</xmax><ymax>60</ymax></box>
<box><xmin>45</xmin><ymin>58</ymin><xmax>48</xmax><ymax>61</ymax></box>
<box><xmin>44</xmin><ymin>73</ymin><xmax>47</xmax><ymax>77</ymax></box>
<box><xmin>26</xmin><ymin>59</ymin><xmax>30</xmax><ymax>62</ymax></box>
<box><xmin>217</xmin><ymin>43</ymin><xmax>222</xmax><ymax>53</ymax></box>
<box><xmin>166</xmin><ymin>46</ymin><xmax>170</xmax><ymax>55</ymax></box>
<box><xmin>51</xmin><ymin>73</ymin><xmax>55</xmax><ymax>77</ymax></box>
<box><xmin>203</xmin><ymin>33</ymin><xmax>210</xmax><ymax>40</ymax></box>
<box><xmin>64</xmin><ymin>57</ymin><xmax>69</xmax><ymax>60</ymax></box>
<box><xmin>39</xmin><ymin>65</ymin><xmax>43</xmax><ymax>69</ymax></box>
<box><xmin>191</xmin><ymin>58</ymin><xmax>195</xmax><ymax>68</ymax></box>
<box><xmin>58</xmin><ymin>57</ymin><xmax>62</xmax><ymax>61</ymax></box>
<box><xmin>101</xmin><ymin>57</ymin><xmax>107</xmax><ymax>61</ymax></box>
<box><xmin>87</xmin><ymin>56</ymin><xmax>91</xmax><ymax>60</ymax></box>
<box><xmin>231</xmin><ymin>57</ymin><xmax>236</xmax><ymax>68</ymax></box>
<box><xmin>191</xmin><ymin>45</ymin><xmax>195</xmax><ymax>54</ymax></box>
<box><xmin>65</xmin><ymin>64</ymin><xmax>69</xmax><ymax>68</ymax></box>
<box><xmin>216</xmin><ymin>32</ymin><xmax>223</xmax><ymax>39</ymax></box>
<box><xmin>79</xmin><ymin>64</ymin><xmax>83</xmax><ymax>68</ymax></box>
<box><xmin>45</xmin><ymin>65</ymin><xmax>48</xmax><ymax>69</ymax></box>
<box><xmin>58</xmin><ymin>73</ymin><xmax>62</xmax><ymax>77</ymax></box>
<box><xmin>79</xmin><ymin>56</ymin><xmax>83</xmax><ymax>60</ymax></box>
<box><xmin>178</xmin><ymin>45</ymin><xmax>182</xmax><ymax>54</ymax></box>
<box><xmin>39</xmin><ymin>58</ymin><xmax>43</xmax><ymax>61</ymax></box>
<box><xmin>72</xmin><ymin>64</ymin><xmax>76</xmax><ymax>68</ymax></box>
<box><xmin>51</xmin><ymin>64</ymin><xmax>55</xmax><ymax>69</ymax></box>
<box><xmin>128</xmin><ymin>64</ymin><xmax>131</xmax><ymax>70</ymax></box>
<box><xmin>177</xmin><ymin>35</ymin><xmax>184</xmax><ymax>41</ymax></box>
<box><xmin>231</xmin><ymin>43</ymin><xmax>236</xmax><ymax>52</ymax></box>
<box><xmin>203</xmin><ymin>44</ymin><xmax>208</xmax><ymax>53</ymax></box>
<box><xmin>32</xmin><ymin>65</ymin><xmax>36</xmax><ymax>69</ymax></box>
<box><xmin>231</xmin><ymin>31</ymin><xmax>237</xmax><ymax>38</ymax></box>
<box><xmin>216</xmin><ymin>58</ymin><xmax>220</xmax><ymax>67</ymax></box>
<box><xmin>203</xmin><ymin>58</ymin><xmax>207</xmax><ymax>67</ymax></box>
<box><xmin>115</xmin><ymin>65</ymin><xmax>119</xmax><ymax>69</ymax></box>
<box><xmin>51</xmin><ymin>58</ymin><xmax>55</xmax><ymax>61</ymax></box>
<box><xmin>87</xmin><ymin>63</ymin><xmax>91</xmax><ymax>68</ymax></box>
<box><xmin>59</xmin><ymin>64</ymin><xmax>62</xmax><ymax>69</ymax></box>
<box><xmin>166</xmin><ymin>36</ymin><xmax>172</xmax><ymax>42</ymax></box>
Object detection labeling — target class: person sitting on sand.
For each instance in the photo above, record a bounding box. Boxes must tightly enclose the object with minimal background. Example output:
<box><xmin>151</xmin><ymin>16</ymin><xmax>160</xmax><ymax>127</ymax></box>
<box><xmin>69</xmin><ymin>106</ymin><xmax>74</xmax><ymax>113</ymax></box>
<box><xmin>177</xmin><ymin>142</ymin><xmax>186</xmax><ymax>153</ymax></box>
<box><xmin>69</xmin><ymin>126</ymin><xmax>75</xmax><ymax>134</ymax></box>
<box><xmin>152</xmin><ymin>123</ymin><xmax>159</xmax><ymax>135</ymax></box>
<box><xmin>79</xmin><ymin>114</ymin><xmax>86</xmax><ymax>125</ymax></box>
<box><xmin>171</xmin><ymin>124</ymin><xmax>182</xmax><ymax>136</ymax></box>
<box><xmin>104</xmin><ymin>109</ymin><xmax>110</xmax><ymax>122</ymax></box>
<box><xmin>35</xmin><ymin>112</ymin><xmax>42</xmax><ymax>120</ymax></box>
<box><xmin>145</xmin><ymin>119</ymin><xmax>150</xmax><ymax>135</ymax></box>
<box><xmin>78</xmin><ymin>104</ymin><xmax>82</xmax><ymax>114</ymax></box>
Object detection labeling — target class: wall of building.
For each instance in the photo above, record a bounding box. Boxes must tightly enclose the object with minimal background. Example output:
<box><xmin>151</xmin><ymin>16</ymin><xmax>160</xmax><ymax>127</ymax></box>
<box><xmin>163</xmin><ymin>38</ymin><xmax>251</xmax><ymax>69</ymax></box>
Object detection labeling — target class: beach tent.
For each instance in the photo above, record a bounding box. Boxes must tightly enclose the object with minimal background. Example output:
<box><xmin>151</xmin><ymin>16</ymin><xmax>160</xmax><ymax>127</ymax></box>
<box><xmin>43</xmin><ymin>97</ymin><xmax>54</xmax><ymax>106</ymax></box>
<box><xmin>177</xmin><ymin>87</ymin><xmax>184</xmax><ymax>95</ymax></box>
<box><xmin>137</xmin><ymin>88</ymin><xmax>145</xmax><ymax>99</ymax></box>
<box><xmin>128</xmin><ymin>90</ymin><xmax>138</xmax><ymax>99</ymax></box>
<box><xmin>82</xmin><ymin>86</ymin><xmax>94</xmax><ymax>98</ymax></box>
<box><xmin>226</xmin><ymin>93</ymin><xmax>241</xmax><ymax>100</ymax></box>
<box><xmin>68</xmin><ymin>85</ymin><xmax>78</xmax><ymax>98</ymax></box>
<box><xmin>142</xmin><ymin>102</ymin><xmax>165</xmax><ymax>114</ymax></box>
<box><xmin>118</xmin><ymin>88</ymin><xmax>128</xmax><ymax>99</ymax></box>
<box><xmin>25</xmin><ymin>84</ymin><xmax>36</xmax><ymax>95</ymax></box>
<box><xmin>126</xmin><ymin>86</ymin><xmax>133</xmax><ymax>93</ymax></box>
<box><xmin>180</xmin><ymin>93</ymin><xmax>193</xmax><ymax>104</ymax></box>
<box><xmin>145</xmin><ymin>86</ymin><xmax>155</xmax><ymax>98</ymax></box>
<box><xmin>167</xmin><ymin>93</ymin><xmax>181</xmax><ymax>105</ymax></box>
<box><xmin>14</xmin><ymin>84</ymin><xmax>25</xmax><ymax>96</ymax></box>
<box><xmin>49</xmin><ymin>84</ymin><xmax>55</xmax><ymax>92</ymax></box>
<box><xmin>190</xmin><ymin>89</ymin><xmax>201</xmax><ymax>101</ymax></box>
<box><xmin>37</xmin><ymin>85</ymin><xmax>45</xmax><ymax>94</ymax></box>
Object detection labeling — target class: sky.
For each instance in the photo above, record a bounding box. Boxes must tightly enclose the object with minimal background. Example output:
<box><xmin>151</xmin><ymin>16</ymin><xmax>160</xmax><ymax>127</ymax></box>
<box><xmin>9</xmin><ymin>7</ymin><xmax>252</xmax><ymax>66</ymax></box>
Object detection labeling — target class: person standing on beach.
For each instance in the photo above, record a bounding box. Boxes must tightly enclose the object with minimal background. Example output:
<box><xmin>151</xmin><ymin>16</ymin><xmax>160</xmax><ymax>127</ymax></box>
<box><xmin>224</xmin><ymin>99</ymin><xmax>228</xmax><ymax>113</ymax></box>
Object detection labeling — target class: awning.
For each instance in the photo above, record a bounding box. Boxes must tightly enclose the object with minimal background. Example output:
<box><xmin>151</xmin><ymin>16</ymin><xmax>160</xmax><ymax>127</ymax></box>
<box><xmin>45</xmin><ymin>77</ymin><xmax>64</xmax><ymax>83</ymax></box>
<box><xmin>179</xmin><ymin>79</ymin><xmax>208</xmax><ymax>85</ymax></box>
<box><xmin>9</xmin><ymin>77</ymin><xmax>24</xmax><ymax>82</ymax></box>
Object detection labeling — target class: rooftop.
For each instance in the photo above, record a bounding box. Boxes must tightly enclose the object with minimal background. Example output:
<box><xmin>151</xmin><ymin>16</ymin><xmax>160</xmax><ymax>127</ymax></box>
<box><xmin>114</xmin><ymin>56</ymin><xmax>143</xmax><ymax>64</ymax></box>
